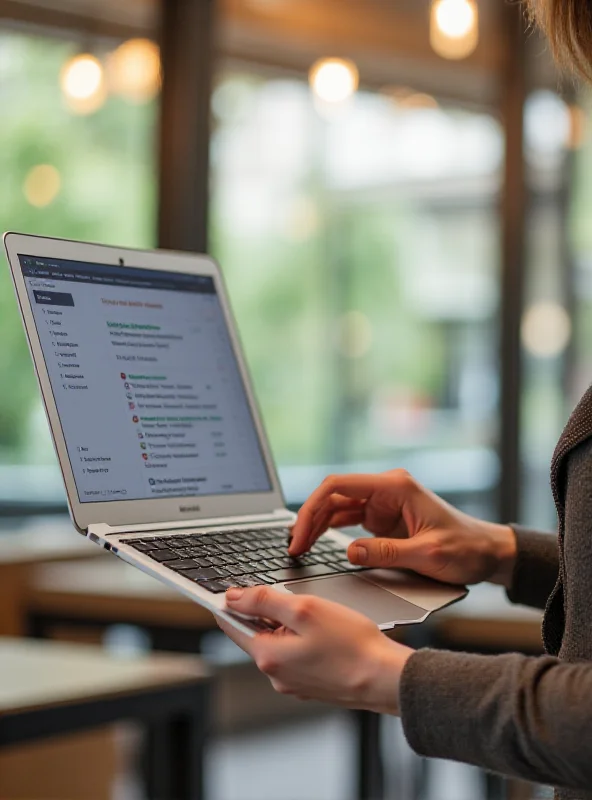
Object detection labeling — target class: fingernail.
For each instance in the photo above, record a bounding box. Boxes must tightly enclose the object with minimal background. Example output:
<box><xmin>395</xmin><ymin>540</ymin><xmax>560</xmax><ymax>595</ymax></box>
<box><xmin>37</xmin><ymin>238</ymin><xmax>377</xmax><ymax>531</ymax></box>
<box><xmin>352</xmin><ymin>545</ymin><xmax>368</xmax><ymax>564</ymax></box>
<box><xmin>226</xmin><ymin>588</ymin><xmax>244</xmax><ymax>601</ymax></box>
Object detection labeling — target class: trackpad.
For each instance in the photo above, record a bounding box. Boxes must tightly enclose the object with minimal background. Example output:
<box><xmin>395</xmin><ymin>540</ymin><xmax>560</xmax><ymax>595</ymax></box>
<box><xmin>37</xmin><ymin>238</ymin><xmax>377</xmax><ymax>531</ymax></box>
<box><xmin>287</xmin><ymin>574</ymin><xmax>426</xmax><ymax>625</ymax></box>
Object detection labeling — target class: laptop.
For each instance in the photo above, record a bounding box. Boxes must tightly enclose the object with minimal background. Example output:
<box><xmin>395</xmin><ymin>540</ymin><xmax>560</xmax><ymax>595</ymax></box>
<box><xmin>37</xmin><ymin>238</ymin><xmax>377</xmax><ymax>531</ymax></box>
<box><xmin>4</xmin><ymin>232</ymin><xmax>467</xmax><ymax>636</ymax></box>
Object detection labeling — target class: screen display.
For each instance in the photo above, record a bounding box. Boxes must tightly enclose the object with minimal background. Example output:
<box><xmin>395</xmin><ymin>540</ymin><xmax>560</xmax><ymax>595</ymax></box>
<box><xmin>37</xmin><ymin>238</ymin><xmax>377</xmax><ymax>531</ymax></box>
<box><xmin>19</xmin><ymin>254</ymin><xmax>272</xmax><ymax>503</ymax></box>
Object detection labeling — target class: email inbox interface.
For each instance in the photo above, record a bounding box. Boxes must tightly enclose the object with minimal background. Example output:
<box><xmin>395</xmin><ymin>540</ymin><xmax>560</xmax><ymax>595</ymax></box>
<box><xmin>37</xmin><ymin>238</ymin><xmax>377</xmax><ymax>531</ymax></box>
<box><xmin>20</xmin><ymin>255</ymin><xmax>271</xmax><ymax>503</ymax></box>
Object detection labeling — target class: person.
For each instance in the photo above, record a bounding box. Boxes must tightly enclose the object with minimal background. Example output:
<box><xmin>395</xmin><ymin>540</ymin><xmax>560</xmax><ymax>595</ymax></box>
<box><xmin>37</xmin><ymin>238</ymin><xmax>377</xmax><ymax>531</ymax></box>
<box><xmin>217</xmin><ymin>2</ymin><xmax>592</xmax><ymax>797</ymax></box>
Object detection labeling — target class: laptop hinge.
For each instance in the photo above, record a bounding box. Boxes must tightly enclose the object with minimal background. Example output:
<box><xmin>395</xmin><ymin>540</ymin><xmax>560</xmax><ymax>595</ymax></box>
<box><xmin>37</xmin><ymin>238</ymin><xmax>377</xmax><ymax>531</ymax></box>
<box><xmin>89</xmin><ymin>509</ymin><xmax>296</xmax><ymax>538</ymax></box>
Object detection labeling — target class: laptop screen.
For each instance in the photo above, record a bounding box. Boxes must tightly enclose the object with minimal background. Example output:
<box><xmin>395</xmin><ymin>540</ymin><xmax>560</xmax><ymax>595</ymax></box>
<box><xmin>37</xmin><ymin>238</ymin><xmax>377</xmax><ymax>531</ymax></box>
<box><xmin>18</xmin><ymin>254</ymin><xmax>272</xmax><ymax>503</ymax></box>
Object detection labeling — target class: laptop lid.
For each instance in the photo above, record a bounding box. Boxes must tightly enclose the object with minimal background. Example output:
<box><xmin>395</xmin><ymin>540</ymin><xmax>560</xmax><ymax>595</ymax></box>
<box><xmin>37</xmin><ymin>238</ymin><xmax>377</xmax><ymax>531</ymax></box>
<box><xmin>4</xmin><ymin>233</ymin><xmax>285</xmax><ymax>531</ymax></box>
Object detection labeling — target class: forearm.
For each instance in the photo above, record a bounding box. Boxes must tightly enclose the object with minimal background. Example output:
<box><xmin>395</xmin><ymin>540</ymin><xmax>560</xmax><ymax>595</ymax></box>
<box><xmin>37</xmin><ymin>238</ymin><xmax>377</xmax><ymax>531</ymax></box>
<box><xmin>400</xmin><ymin>648</ymin><xmax>592</xmax><ymax>790</ymax></box>
<box><xmin>505</xmin><ymin>526</ymin><xmax>559</xmax><ymax>610</ymax></box>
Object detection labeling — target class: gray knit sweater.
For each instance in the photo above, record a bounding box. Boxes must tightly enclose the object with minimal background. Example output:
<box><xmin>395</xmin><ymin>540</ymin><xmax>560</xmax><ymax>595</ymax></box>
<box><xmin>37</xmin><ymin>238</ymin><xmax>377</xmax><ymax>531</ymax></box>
<box><xmin>400</xmin><ymin>384</ymin><xmax>592</xmax><ymax>800</ymax></box>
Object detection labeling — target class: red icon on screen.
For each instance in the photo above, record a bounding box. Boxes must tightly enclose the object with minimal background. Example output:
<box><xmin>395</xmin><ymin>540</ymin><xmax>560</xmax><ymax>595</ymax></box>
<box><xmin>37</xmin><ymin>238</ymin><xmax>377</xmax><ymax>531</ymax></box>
<box><xmin>142</xmin><ymin>453</ymin><xmax>148</xmax><ymax>461</ymax></box>
<box><xmin>120</xmin><ymin>373</ymin><xmax>126</xmax><ymax>380</ymax></box>
<box><xmin>132</xmin><ymin>416</ymin><xmax>139</xmax><ymax>423</ymax></box>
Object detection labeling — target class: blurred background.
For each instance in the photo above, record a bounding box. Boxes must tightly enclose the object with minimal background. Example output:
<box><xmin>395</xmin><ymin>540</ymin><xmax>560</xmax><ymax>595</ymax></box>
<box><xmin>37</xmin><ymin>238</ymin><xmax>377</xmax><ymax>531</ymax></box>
<box><xmin>0</xmin><ymin>1</ymin><xmax>587</xmax><ymax>799</ymax></box>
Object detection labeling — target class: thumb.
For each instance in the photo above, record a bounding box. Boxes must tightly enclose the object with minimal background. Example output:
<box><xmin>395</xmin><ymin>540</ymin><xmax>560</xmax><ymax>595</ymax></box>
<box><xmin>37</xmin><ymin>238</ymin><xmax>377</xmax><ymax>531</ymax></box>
<box><xmin>348</xmin><ymin>536</ymin><xmax>427</xmax><ymax>570</ymax></box>
<box><xmin>225</xmin><ymin>586</ymin><xmax>310</xmax><ymax>632</ymax></box>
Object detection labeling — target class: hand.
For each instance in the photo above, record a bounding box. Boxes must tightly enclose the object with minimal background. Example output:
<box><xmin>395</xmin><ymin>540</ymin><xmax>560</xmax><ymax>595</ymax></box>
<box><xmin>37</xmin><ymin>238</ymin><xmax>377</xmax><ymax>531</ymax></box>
<box><xmin>217</xmin><ymin>586</ymin><xmax>413</xmax><ymax>715</ymax></box>
<box><xmin>289</xmin><ymin>470</ymin><xmax>517</xmax><ymax>588</ymax></box>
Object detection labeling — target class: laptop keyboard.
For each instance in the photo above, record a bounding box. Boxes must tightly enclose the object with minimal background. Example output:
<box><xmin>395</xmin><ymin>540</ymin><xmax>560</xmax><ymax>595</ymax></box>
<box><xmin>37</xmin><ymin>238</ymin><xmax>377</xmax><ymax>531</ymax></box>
<box><xmin>120</xmin><ymin>527</ymin><xmax>367</xmax><ymax>594</ymax></box>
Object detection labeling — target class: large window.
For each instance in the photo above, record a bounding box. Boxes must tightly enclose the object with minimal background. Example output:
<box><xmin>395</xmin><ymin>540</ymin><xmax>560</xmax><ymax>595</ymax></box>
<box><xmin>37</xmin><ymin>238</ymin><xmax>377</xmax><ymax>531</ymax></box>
<box><xmin>0</xmin><ymin>30</ymin><xmax>157</xmax><ymax>508</ymax></box>
<box><xmin>211</xmin><ymin>70</ymin><xmax>503</xmax><ymax>517</ymax></box>
<box><xmin>521</xmin><ymin>89</ymin><xmax>592</xmax><ymax>529</ymax></box>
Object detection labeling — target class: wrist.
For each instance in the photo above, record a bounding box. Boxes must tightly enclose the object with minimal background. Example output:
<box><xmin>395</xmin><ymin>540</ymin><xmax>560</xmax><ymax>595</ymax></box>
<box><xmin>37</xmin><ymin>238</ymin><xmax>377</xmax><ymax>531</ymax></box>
<box><xmin>487</xmin><ymin>523</ymin><xmax>518</xmax><ymax>588</ymax></box>
<box><xmin>360</xmin><ymin>637</ymin><xmax>414</xmax><ymax>716</ymax></box>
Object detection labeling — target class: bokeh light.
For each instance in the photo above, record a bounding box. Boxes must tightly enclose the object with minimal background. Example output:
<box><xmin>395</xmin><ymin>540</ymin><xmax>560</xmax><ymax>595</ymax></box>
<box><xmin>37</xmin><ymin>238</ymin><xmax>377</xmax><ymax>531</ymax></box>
<box><xmin>521</xmin><ymin>302</ymin><xmax>572</xmax><ymax>359</ymax></box>
<box><xmin>23</xmin><ymin>164</ymin><xmax>61</xmax><ymax>208</ymax></box>
<box><xmin>107</xmin><ymin>38</ymin><xmax>161</xmax><ymax>103</ymax></box>
<box><xmin>309</xmin><ymin>58</ymin><xmax>359</xmax><ymax>105</ymax></box>
<box><xmin>384</xmin><ymin>86</ymin><xmax>439</xmax><ymax>111</ymax></box>
<box><xmin>60</xmin><ymin>54</ymin><xmax>106</xmax><ymax>114</ymax></box>
<box><xmin>430</xmin><ymin>0</ymin><xmax>479</xmax><ymax>60</ymax></box>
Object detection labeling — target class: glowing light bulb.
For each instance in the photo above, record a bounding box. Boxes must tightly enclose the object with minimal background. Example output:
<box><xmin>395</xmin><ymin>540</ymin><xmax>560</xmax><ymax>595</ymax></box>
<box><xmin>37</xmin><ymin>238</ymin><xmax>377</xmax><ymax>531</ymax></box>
<box><xmin>430</xmin><ymin>0</ymin><xmax>479</xmax><ymax>60</ymax></box>
<box><xmin>24</xmin><ymin>165</ymin><xmax>61</xmax><ymax>208</ymax></box>
<box><xmin>108</xmin><ymin>38</ymin><xmax>161</xmax><ymax>103</ymax></box>
<box><xmin>309</xmin><ymin>58</ymin><xmax>359</xmax><ymax>105</ymax></box>
<box><xmin>60</xmin><ymin>54</ymin><xmax>106</xmax><ymax>114</ymax></box>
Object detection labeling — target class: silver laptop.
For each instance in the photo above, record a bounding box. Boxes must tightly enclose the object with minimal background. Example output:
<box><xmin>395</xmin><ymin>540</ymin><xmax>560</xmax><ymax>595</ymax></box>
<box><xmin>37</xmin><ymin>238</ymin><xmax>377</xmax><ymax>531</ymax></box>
<box><xmin>4</xmin><ymin>232</ymin><xmax>467</xmax><ymax>636</ymax></box>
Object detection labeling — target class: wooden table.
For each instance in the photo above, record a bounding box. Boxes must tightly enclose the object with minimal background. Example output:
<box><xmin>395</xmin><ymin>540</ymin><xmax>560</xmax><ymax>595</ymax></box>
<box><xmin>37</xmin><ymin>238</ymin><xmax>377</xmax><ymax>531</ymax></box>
<box><xmin>26</xmin><ymin>557</ymin><xmax>216</xmax><ymax>646</ymax></box>
<box><xmin>427</xmin><ymin>582</ymin><xmax>544</xmax><ymax>654</ymax></box>
<box><xmin>0</xmin><ymin>516</ymin><xmax>99</xmax><ymax>637</ymax></box>
<box><xmin>0</xmin><ymin>637</ymin><xmax>211</xmax><ymax>800</ymax></box>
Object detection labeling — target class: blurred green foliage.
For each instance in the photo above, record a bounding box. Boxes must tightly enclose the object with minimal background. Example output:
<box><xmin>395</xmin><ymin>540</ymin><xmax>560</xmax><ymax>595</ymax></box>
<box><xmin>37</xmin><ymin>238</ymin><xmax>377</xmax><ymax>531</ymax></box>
<box><xmin>0</xmin><ymin>32</ymin><xmax>156</xmax><ymax>463</ymax></box>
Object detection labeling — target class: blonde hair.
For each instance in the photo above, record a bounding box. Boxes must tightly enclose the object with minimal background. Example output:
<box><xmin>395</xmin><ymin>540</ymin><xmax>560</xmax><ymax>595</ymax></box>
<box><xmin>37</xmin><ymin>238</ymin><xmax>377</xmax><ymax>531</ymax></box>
<box><xmin>530</xmin><ymin>0</ymin><xmax>592</xmax><ymax>80</ymax></box>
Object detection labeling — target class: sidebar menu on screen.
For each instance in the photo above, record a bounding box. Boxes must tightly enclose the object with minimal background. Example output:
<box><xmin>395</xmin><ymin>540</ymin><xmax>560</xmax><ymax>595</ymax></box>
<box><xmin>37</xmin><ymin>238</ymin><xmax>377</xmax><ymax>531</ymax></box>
<box><xmin>20</xmin><ymin>256</ymin><xmax>271</xmax><ymax>502</ymax></box>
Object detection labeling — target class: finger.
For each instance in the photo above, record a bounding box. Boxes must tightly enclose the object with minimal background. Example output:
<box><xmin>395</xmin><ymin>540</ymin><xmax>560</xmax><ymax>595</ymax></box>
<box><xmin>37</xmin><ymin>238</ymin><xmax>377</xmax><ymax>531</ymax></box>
<box><xmin>215</xmin><ymin>614</ymin><xmax>255</xmax><ymax>654</ymax></box>
<box><xmin>290</xmin><ymin>496</ymin><xmax>363</xmax><ymax>555</ymax></box>
<box><xmin>324</xmin><ymin>509</ymin><xmax>365</xmax><ymax>531</ymax></box>
<box><xmin>347</xmin><ymin>535</ymin><xmax>427</xmax><ymax>569</ymax></box>
<box><xmin>310</xmin><ymin>495</ymin><xmax>363</xmax><ymax>538</ymax></box>
<box><xmin>291</xmin><ymin>475</ymin><xmax>385</xmax><ymax>553</ymax></box>
<box><xmin>225</xmin><ymin>586</ymin><xmax>315</xmax><ymax>633</ymax></box>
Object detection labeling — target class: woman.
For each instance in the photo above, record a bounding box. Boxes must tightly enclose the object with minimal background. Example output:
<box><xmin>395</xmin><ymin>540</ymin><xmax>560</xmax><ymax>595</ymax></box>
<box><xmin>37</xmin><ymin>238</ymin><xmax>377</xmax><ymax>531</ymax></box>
<box><xmin>218</xmin><ymin>3</ymin><xmax>592</xmax><ymax>797</ymax></box>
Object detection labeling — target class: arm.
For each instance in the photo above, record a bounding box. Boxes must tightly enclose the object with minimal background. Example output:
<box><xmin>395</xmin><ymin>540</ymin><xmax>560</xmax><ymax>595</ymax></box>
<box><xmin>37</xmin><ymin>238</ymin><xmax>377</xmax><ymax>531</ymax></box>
<box><xmin>220</xmin><ymin>585</ymin><xmax>592</xmax><ymax>791</ymax></box>
<box><xmin>400</xmin><ymin>648</ymin><xmax>590</xmax><ymax>790</ymax></box>
<box><xmin>505</xmin><ymin>526</ymin><xmax>559</xmax><ymax>611</ymax></box>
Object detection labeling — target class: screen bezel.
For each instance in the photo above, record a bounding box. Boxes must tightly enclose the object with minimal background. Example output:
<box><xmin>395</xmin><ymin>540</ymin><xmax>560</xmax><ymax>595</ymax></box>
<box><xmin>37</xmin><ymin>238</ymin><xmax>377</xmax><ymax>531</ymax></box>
<box><xmin>4</xmin><ymin>232</ymin><xmax>285</xmax><ymax>530</ymax></box>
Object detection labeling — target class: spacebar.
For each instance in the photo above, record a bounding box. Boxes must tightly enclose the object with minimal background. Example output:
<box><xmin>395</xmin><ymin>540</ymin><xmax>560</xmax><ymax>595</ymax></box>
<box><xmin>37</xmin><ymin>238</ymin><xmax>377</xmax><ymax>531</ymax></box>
<box><xmin>266</xmin><ymin>564</ymin><xmax>339</xmax><ymax>583</ymax></box>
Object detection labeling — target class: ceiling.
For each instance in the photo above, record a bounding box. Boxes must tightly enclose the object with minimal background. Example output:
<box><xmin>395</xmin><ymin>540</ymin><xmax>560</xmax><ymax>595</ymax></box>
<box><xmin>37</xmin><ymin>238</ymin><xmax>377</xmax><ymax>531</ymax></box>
<box><xmin>0</xmin><ymin>0</ymin><xmax>558</xmax><ymax>106</ymax></box>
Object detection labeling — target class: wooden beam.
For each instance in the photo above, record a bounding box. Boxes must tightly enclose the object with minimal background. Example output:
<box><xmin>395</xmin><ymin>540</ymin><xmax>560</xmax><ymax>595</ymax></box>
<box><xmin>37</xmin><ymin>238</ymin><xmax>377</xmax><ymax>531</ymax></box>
<box><xmin>157</xmin><ymin>0</ymin><xmax>216</xmax><ymax>252</ymax></box>
<box><xmin>499</xmin><ymin>2</ymin><xmax>528</xmax><ymax>523</ymax></box>
<box><xmin>0</xmin><ymin>0</ymin><xmax>154</xmax><ymax>40</ymax></box>
<box><xmin>221</xmin><ymin>0</ymin><xmax>501</xmax><ymax>73</ymax></box>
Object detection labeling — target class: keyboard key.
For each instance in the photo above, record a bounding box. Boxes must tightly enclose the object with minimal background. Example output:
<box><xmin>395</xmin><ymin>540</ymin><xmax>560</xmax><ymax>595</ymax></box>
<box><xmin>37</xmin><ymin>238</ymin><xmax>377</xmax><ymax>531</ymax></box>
<box><xmin>193</xmin><ymin>557</ymin><xmax>214</xmax><ymax>568</ymax></box>
<box><xmin>324</xmin><ymin>541</ymin><xmax>344</xmax><ymax>552</ymax></box>
<box><xmin>231</xmin><ymin>574</ymin><xmax>272</xmax><ymax>587</ymax></box>
<box><xmin>198</xmin><ymin>580</ymin><xmax>229</xmax><ymax>594</ymax></box>
<box><xmin>166</xmin><ymin>559</ymin><xmax>203</xmax><ymax>571</ymax></box>
<box><xmin>271</xmin><ymin>557</ymin><xmax>303</xmax><ymax>569</ymax></box>
<box><xmin>183</xmin><ymin>567</ymin><xmax>224</xmax><ymax>582</ymax></box>
<box><xmin>265</xmin><ymin>564</ymin><xmax>339</xmax><ymax>583</ymax></box>
<box><xmin>253</xmin><ymin>574</ymin><xmax>275</xmax><ymax>585</ymax></box>
<box><xmin>230</xmin><ymin>562</ymin><xmax>260</xmax><ymax>575</ymax></box>
<box><xmin>138</xmin><ymin>539</ymin><xmax>169</xmax><ymax>550</ymax></box>
<box><xmin>257</xmin><ymin>560</ymin><xmax>279</xmax><ymax>571</ymax></box>
<box><xmin>265</xmin><ymin>547</ymin><xmax>287</xmax><ymax>559</ymax></box>
<box><xmin>148</xmin><ymin>549</ymin><xmax>180</xmax><ymax>563</ymax></box>
<box><xmin>214</xmin><ymin>566</ymin><xmax>231</xmax><ymax>577</ymax></box>
<box><xmin>125</xmin><ymin>541</ymin><xmax>159</xmax><ymax>553</ymax></box>
<box><xmin>216</xmin><ymin>555</ymin><xmax>236</xmax><ymax>566</ymax></box>
<box><xmin>246</xmin><ymin>550</ymin><xmax>267</xmax><ymax>562</ymax></box>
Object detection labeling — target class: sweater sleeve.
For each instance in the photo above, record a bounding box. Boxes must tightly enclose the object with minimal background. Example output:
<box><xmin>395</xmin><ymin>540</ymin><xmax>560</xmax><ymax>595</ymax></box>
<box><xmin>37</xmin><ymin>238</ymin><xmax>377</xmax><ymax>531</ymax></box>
<box><xmin>400</xmin><ymin>648</ymin><xmax>592</xmax><ymax>790</ymax></box>
<box><xmin>505</xmin><ymin>525</ymin><xmax>559</xmax><ymax>610</ymax></box>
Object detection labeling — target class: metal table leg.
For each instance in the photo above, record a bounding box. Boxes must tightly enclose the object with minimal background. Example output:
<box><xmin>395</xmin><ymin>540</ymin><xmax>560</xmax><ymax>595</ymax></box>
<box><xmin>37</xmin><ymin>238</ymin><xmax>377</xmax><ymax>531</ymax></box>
<box><xmin>355</xmin><ymin>710</ymin><xmax>384</xmax><ymax>800</ymax></box>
